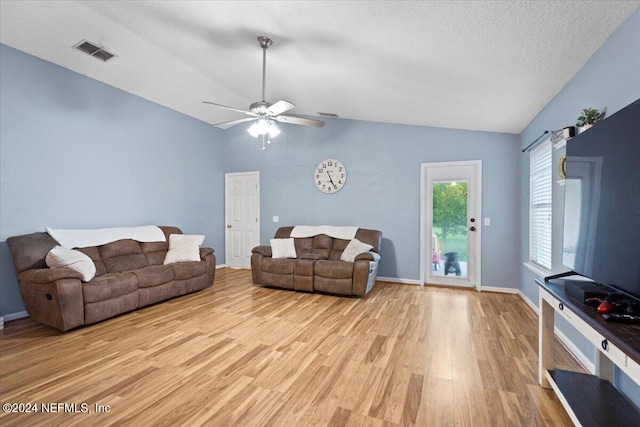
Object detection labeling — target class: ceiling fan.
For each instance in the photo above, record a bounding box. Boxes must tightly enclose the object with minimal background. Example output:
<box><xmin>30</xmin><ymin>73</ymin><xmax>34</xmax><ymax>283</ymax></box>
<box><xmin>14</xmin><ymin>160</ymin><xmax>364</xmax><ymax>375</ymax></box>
<box><xmin>203</xmin><ymin>36</ymin><xmax>324</xmax><ymax>148</ymax></box>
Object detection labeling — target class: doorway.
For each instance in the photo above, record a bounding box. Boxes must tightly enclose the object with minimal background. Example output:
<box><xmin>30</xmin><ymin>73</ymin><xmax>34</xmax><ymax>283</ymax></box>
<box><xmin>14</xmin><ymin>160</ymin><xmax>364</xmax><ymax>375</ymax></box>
<box><xmin>420</xmin><ymin>161</ymin><xmax>482</xmax><ymax>289</ymax></box>
<box><xmin>225</xmin><ymin>172</ymin><xmax>260</xmax><ymax>269</ymax></box>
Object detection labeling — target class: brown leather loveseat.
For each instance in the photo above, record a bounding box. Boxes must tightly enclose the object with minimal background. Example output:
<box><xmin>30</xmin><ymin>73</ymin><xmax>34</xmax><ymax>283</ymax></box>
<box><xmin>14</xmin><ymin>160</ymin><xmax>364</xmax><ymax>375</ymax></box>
<box><xmin>251</xmin><ymin>226</ymin><xmax>382</xmax><ymax>296</ymax></box>
<box><xmin>7</xmin><ymin>226</ymin><xmax>215</xmax><ymax>331</ymax></box>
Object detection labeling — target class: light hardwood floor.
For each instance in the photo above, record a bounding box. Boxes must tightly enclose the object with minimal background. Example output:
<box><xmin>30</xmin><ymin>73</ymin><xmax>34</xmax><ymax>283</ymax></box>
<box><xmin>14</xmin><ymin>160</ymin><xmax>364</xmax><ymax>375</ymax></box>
<box><xmin>0</xmin><ymin>268</ymin><xmax>583</xmax><ymax>426</ymax></box>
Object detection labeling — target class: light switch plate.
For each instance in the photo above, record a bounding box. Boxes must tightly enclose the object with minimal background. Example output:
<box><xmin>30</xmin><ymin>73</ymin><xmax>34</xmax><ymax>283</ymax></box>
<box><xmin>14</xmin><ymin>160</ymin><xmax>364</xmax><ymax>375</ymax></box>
<box><xmin>273</xmin><ymin>216</ymin><xmax>279</xmax><ymax>223</ymax></box>
<box><xmin>484</xmin><ymin>218</ymin><xmax>491</xmax><ymax>226</ymax></box>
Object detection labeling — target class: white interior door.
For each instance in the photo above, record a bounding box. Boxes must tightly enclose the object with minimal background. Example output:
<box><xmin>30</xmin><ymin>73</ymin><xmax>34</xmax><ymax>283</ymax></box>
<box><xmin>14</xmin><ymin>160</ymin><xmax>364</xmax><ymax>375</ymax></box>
<box><xmin>225</xmin><ymin>172</ymin><xmax>260</xmax><ymax>269</ymax></box>
<box><xmin>420</xmin><ymin>161</ymin><xmax>482</xmax><ymax>289</ymax></box>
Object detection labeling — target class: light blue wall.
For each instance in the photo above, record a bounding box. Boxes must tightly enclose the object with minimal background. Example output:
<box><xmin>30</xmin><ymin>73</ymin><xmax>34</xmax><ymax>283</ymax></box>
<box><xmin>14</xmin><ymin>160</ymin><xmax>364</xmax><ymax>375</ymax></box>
<box><xmin>0</xmin><ymin>44</ymin><xmax>226</xmax><ymax>316</ymax></box>
<box><xmin>518</xmin><ymin>8</ymin><xmax>640</xmax><ymax>407</ymax></box>
<box><xmin>223</xmin><ymin>116</ymin><xmax>520</xmax><ymax>284</ymax></box>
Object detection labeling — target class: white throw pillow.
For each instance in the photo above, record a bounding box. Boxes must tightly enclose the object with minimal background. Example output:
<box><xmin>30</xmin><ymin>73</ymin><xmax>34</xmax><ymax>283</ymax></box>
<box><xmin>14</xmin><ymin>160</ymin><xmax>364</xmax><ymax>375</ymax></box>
<box><xmin>45</xmin><ymin>246</ymin><xmax>96</xmax><ymax>282</ymax></box>
<box><xmin>340</xmin><ymin>238</ymin><xmax>373</xmax><ymax>262</ymax></box>
<box><xmin>163</xmin><ymin>234</ymin><xmax>205</xmax><ymax>265</ymax></box>
<box><xmin>270</xmin><ymin>238</ymin><xmax>297</xmax><ymax>259</ymax></box>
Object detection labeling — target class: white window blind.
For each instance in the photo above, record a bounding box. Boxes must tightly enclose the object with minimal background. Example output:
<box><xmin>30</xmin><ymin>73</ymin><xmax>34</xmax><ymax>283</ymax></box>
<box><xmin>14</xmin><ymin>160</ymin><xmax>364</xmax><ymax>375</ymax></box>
<box><xmin>529</xmin><ymin>139</ymin><xmax>552</xmax><ymax>270</ymax></box>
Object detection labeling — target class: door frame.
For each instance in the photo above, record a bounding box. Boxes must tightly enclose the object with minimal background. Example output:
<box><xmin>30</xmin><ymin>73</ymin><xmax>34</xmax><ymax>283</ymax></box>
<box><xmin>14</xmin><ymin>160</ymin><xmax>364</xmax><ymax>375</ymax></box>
<box><xmin>224</xmin><ymin>171</ymin><xmax>260</xmax><ymax>268</ymax></box>
<box><xmin>419</xmin><ymin>160</ymin><xmax>482</xmax><ymax>290</ymax></box>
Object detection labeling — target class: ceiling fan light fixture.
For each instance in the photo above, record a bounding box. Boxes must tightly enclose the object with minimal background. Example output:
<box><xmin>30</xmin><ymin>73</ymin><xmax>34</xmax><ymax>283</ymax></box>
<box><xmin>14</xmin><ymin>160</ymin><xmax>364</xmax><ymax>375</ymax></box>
<box><xmin>248</xmin><ymin>117</ymin><xmax>281</xmax><ymax>139</ymax></box>
<box><xmin>268</xmin><ymin>121</ymin><xmax>281</xmax><ymax>138</ymax></box>
<box><xmin>247</xmin><ymin>121</ymin><xmax>263</xmax><ymax>137</ymax></box>
<box><xmin>247</xmin><ymin>122</ymin><xmax>259</xmax><ymax>138</ymax></box>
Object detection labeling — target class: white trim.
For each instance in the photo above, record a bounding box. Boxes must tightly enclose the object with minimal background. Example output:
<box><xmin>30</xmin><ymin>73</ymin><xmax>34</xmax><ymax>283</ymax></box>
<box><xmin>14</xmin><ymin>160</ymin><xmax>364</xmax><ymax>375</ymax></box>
<box><xmin>420</xmin><ymin>160</ymin><xmax>482</xmax><ymax>290</ymax></box>
<box><xmin>215</xmin><ymin>264</ymin><xmax>226</xmax><ymax>269</ymax></box>
<box><xmin>523</xmin><ymin>261</ymin><xmax>551</xmax><ymax>277</ymax></box>
<box><xmin>519</xmin><ymin>290</ymin><xmax>539</xmax><ymax>313</ymax></box>
<box><xmin>480</xmin><ymin>286</ymin><xmax>518</xmax><ymax>294</ymax></box>
<box><xmin>4</xmin><ymin>310</ymin><xmax>28</xmax><ymax>321</ymax></box>
<box><xmin>0</xmin><ymin>311</ymin><xmax>29</xmax><ymax>328</ymax></box>
<box><xmin>376</xmin><ymin>276</ymin><xmax>421</xmax><ymax>285</ymax></box>
<box><xmin>518</xmin><ymin>290</ymin><xmax>594</xmax><ymax>375</ymax></box>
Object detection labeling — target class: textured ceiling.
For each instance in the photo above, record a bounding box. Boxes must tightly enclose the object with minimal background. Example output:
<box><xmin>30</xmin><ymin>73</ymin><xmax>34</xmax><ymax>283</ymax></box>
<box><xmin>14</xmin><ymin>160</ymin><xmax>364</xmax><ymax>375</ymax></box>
<box><xmin>1</xmin><ymin>1</ymin><xmax>638</xmax><ymax>134</ymax></box>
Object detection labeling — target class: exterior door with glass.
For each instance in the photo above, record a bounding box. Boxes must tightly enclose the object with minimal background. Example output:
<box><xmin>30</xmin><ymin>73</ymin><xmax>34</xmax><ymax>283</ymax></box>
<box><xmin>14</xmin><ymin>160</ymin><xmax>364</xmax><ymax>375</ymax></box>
<box><xmin>420</xmin><ymin>161</ymin><xmax>482</xmax><ymax>289</ymax></box>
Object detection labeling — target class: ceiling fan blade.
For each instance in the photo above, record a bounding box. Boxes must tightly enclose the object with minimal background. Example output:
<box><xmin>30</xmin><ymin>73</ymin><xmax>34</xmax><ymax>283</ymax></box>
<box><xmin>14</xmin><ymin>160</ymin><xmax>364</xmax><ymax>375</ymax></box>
<box><xmin>274</xmin><ymin>115</ymin><xmax>325</xmax><ymax>128</ymax></box>
<box><xmin>213</xmin><ymin>117</ymin><xmax>256</xmax><ymax>129</ymax></box>
<box><xmin>266</xmin><ymin>100</ymin><xmax>296</xmax><ymax>116</ymax></box>
<box><xmin>202</xmin><ymin>101</ymin><xmax>256</xmax><ymax>117</ymax></box>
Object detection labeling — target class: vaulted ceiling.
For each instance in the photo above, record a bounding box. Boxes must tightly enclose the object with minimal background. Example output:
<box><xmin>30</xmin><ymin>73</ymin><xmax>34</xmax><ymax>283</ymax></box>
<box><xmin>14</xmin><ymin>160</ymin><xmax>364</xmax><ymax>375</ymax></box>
<box><xmin>1</xmin><ymin>1</ymin><xmax>638</xmax><ymax>134</ymax></box>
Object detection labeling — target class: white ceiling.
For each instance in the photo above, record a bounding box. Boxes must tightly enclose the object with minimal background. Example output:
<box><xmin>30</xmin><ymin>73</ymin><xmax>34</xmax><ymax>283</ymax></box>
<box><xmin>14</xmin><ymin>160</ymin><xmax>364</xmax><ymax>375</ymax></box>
<box><xmin>1</xmin><ymin>1</ymin><xmax>638</xmax><ymax>134</ymax></box>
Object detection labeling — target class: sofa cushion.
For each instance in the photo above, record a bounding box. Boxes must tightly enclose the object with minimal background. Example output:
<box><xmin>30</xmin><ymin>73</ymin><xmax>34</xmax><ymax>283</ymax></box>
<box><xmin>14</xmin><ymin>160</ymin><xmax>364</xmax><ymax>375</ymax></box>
<box><xmin>262</xmin><ymin>258</ymin><xmax>294</xmax><ymax>275</ymax></box>
<box><xmin>172</xmin><ymin>260</ymin><xmax>208</xmax><ymax>280</ymax></box>
<box><xmin>315</xmin><ymin>260</ymin><xmax>354</xmax><ymax>279</ymax></box>
<box><xmin>314</xmin><ymin>276</ymin><xmax>353</xmax><ymax>295</ymax></box>
<box><xmin>141</xmin><ymin>241</ymin><xmax>169</xmax><ymax>266</ymax></box>
<box><xmin>297</xmin><ymin>250</ymin><xmax>330</xmax><ymax>260</ymax></box>
<box><xmin>45</xmin><ymin>246</ymin><xmax>96</xmax><ymax>282</ymax></box>
<box><xmin>133</xmin><ymin>265</ymin><xmax>174</xmax><ymax>288</ymax></box>
<box><xmin>99</xmin><ymin>239</ymin><xmax>148</xmax><ymax>273</ymax></box>
<box><xmin>163</xmin><ymin>234</ymin><xmax>205</xmax><ymax>265</ymax></box>
<box><xmin>294</xmin><ymin>237</ymin><xmax>314</xmax><ymax>251</ymax></box>
<box><xmin>270</xmin><ymin>238</ymin><xmax>297</xmax><ymax>259</ymax></box>
<box><xmin>340</xmin><ymin>238</ymin><xmax>373</xmax><ymax>262</ymax></box>
<box><xmin>329</xmin><ymin>238</ymin><xmax>350</xmax><ymax>260</ymax></box>
<box><xmin>83</xmin><ymin>272</ymin><xmax>138</xmax><ymax>303</ymax></box>
<box><xmin>76</xmin><ymin>246</ymin><xmax>107</xmax><ymax>276</ymax></box>
<box><xmin>312</xmin><ymin>234</ymin><xmax>334</xmax><ymax>250</ymax></box>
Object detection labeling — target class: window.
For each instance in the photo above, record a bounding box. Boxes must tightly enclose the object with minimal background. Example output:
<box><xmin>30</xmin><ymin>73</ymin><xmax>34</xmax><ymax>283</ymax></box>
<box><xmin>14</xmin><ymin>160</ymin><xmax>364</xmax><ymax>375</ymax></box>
<box><xmin>529</xmin><ymin>139</ymin><xmax>552</xmax><ymax>270</ymax></box>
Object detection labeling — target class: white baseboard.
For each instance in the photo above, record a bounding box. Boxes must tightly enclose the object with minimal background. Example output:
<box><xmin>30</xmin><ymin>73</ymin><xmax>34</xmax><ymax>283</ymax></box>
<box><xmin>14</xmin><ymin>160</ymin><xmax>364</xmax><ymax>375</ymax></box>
<box><xmin>0</xmin><ymin>310</ymin><xmax>29</xmax><ymax>328</ymax></box>
<box><xmin>519</xmin><ymin>290</ymin><xmax>539</xmax><ymax>314</ymax></box>
<box><xmin>376</xmin><ymin>277</ymin><xmax>519</xmax><ymax>295</ymax></box>
<box><xmin>517</xmin><ymin>290</ymin><xmax>594</xmax><ymax>374</ymax></box>
<box><xmin>481</xmin><ymin>286</ymin><xmax>519</xmax><ymax>294</ymax></box>
<box><xmin>376</xmin><ymin>276</ymin><xmax>421</xmax><ymax>285</ymax></box>
<box><xmin>215</xmin><ymin>264</ymin><xmax>226</xmax><ymax>269</ymax></box>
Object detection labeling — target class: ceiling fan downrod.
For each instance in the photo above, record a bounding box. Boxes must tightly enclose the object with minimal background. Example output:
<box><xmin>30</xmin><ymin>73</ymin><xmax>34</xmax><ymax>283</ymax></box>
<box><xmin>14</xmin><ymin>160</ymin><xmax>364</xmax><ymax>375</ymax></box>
<box><xmin>258</xmin><ymin>36</ymin><xmax>272</xmax><ymax>103</ymax></box>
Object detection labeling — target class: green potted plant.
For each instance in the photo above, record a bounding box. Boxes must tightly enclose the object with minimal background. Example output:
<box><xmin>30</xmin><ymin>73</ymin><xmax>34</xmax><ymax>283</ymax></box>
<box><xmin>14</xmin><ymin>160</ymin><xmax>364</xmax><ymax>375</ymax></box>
<box><xmin>576</xmin><ymin>107</ymin><xmax>606</xmax><ymax>133</ymax></box>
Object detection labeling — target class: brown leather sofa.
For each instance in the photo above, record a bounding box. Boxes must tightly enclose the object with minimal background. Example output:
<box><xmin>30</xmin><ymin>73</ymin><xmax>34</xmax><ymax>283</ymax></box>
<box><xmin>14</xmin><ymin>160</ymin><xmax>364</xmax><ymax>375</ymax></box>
<box><xmin>251</xmin><ymin>226</ymin><xmax>382</xmax><ymax>296</ymax></box>
<box><xmin>6</xmin><ymin>226</ymin><xmax>215</xmax><ymax>331</ymax></box>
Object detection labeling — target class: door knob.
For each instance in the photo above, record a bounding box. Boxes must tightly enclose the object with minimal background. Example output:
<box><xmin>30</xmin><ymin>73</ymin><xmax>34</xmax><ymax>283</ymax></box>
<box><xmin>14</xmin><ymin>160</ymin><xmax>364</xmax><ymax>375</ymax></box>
<box><xmin>470</xmin><ymin>226</ymin><xmax>476</xmax><ymax>231</ymax></box>
<box><xmin>470</xmin><ymin>218</ymin><xmax>476</xmax><ymax>223</ymax></box>
<box><xmin>227</xmin><ymin>224</ymin><xmax>232</xmax><ymax>228</ymax></box>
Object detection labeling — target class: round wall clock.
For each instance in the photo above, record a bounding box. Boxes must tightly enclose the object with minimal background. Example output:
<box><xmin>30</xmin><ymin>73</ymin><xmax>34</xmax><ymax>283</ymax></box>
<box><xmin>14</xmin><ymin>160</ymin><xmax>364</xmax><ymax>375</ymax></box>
<box><xmin>314</xmin><ymin>159</ymin><xmax>346</xmax><ymax>193</ymax></box>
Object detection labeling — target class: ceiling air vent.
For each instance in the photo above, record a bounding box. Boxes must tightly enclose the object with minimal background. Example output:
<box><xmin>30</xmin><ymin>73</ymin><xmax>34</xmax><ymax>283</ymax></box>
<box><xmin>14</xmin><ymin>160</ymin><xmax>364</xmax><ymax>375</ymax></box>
<box><xmin>318</xmin><ymin>112</ymin><xmax>339</xmax><ymax>118</ymax></box>
<box><xmin>73</xmin><ymin>40</ymin><xmax>115</xmax><ymax>62</ymax></box>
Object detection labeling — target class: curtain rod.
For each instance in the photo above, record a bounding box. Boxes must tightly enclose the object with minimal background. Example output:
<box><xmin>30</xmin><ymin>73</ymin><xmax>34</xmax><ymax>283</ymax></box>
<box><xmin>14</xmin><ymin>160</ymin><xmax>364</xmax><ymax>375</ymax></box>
<box><xmin>522</xmin><ymin>130</ymin><xmax>550</xmax><ymax>153</ymax></box>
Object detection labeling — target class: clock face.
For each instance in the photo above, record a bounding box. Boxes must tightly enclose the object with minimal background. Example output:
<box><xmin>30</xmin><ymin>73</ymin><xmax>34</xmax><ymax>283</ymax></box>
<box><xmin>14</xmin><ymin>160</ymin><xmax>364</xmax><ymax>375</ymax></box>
<box><xmin>315</xmin><ymin>159</ymin><xmax>346</xmax><ymax>193</ymax></box>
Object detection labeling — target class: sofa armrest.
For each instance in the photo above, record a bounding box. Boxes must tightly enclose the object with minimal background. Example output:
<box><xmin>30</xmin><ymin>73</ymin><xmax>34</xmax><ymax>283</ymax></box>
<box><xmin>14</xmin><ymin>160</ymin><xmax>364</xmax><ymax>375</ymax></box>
<box><xmin>18</xmin><ymin>268</ymin><xmax>83</xmax><ymax>283</ymax></box>
<box><xmin>200</xmin><ymin>247</ymin><xmax>215</xmax><ymax>259</ymax></box>
<box><xmin>354</xmin><ymin>252</ymin><xmax>381</xmax><ymax>262</ymax></box>
<box><xmin>252</xmin><ymin>245</ymin><xmax>272</xmax><ymax>257</ymax></box>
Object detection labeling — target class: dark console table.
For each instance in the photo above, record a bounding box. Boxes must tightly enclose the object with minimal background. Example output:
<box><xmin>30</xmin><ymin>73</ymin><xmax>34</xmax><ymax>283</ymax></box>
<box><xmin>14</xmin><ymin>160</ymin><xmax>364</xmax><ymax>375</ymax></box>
<box><xmin>537</xmin><ymin>277</ymin><xmax>640</xmax><ymax>426</ymax></box>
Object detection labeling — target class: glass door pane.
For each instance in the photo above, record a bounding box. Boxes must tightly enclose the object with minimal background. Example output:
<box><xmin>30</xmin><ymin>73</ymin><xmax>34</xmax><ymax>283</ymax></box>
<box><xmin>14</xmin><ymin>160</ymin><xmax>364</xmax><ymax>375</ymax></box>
<box><xmin>431</xmin><ymin>180</ymin><xmax>468</xmax><ymax>278</ymax></box>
